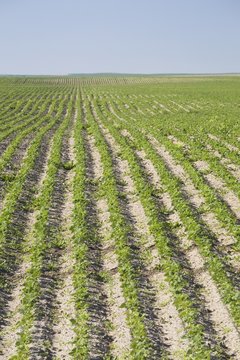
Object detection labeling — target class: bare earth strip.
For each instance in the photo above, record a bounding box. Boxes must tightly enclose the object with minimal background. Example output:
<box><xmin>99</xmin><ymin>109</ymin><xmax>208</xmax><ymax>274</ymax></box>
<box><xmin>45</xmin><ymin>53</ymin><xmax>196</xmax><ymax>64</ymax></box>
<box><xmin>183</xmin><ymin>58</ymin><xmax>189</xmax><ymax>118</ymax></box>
<box><xmin>88</xmin><ymin>134</ymin><xmax>131</xmax><ymax>359</ymax></box>
<box><xmin>148</xmin><ymin>135</ymin><xmax>237</xmax><ymax>250</ymax></box>
<box><xmin>135</xmin><ymin>148</ymin><xmax>240</xmax><ymax>359</ymax></box>
<box><xmin>149</xmin><ymin>136</ymin><xmax>240</xmax><ymax>274</ymax></box>
<box><xmin>155</xmin><ymin>132</ymin><xmax>240</xmax><ymax>272</ymax></box>
<box><xmin>101</xmin><ymin>126</ymin><xmax>188</xmax><ymax>359</ymax></box>
<box><xmin>194</xmin><ymin>160</ymin><xmax>240</xmax><ymax>220</ymax></box>
<box><xmin>167</xmin><ymin>134</ymin><xmax>240</xmax><ymax>191</ymax></box>
<box><xmin>166</xmin><ymin>136</ymin><xmax>237</xmax><ymax>249</ymax></box>
<box><xmin>97</xmin><ymin>198</ymin><xmax>131</xmax><ymax>359</ymax></box>
<box><xmin>51</xmin><ymin>110</ymin><xmax>77</xmax><ymax>358</ymax></box>
<box><xmin>148</xmin><ymin>136</ymin><xmax>204</xmax><ymax>207</ymax></box>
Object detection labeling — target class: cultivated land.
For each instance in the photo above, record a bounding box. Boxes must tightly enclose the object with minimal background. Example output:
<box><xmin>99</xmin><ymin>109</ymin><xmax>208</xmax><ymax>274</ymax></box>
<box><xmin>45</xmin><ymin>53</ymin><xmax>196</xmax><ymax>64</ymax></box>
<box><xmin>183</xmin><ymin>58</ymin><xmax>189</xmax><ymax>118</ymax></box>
<box><xmin>0</xmin><ymin>75</ymin><xmax>240</xmax><ymax>359</ymax></box>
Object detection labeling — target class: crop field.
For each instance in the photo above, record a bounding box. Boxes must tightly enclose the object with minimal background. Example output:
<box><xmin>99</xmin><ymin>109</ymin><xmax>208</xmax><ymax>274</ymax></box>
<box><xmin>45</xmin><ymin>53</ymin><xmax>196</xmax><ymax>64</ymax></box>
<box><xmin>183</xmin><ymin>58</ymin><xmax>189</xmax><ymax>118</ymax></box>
<box><xmin>0</xmin><ymin>75</ymin><xmax>240</xmax><ymax>359</ymax></box>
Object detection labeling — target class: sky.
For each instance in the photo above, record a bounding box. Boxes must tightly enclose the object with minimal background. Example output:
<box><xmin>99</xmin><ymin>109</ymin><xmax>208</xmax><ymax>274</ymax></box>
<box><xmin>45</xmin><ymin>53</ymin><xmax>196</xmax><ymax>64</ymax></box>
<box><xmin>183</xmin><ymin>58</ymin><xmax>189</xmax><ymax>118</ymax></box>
<box><xmin>0</xmin><ymin>0</ymin><xmax>239</xmax><ymax>75</ymax></box>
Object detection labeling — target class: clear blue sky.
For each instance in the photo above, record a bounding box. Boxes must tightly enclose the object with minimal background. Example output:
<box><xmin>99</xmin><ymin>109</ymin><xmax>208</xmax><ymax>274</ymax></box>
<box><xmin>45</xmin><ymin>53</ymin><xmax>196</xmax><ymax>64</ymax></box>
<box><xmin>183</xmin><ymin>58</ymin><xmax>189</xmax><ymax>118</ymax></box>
<box><xmin>1</xmin><ymin>0</ymin><xmax>239</xmax><ymax>74</ymax></box>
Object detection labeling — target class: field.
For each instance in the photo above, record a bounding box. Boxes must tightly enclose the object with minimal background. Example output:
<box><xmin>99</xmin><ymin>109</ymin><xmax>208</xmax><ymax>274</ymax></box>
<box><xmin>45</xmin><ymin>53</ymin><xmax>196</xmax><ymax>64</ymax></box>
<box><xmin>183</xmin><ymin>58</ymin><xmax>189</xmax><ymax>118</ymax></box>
<box><xmin>0</xmin><ymin>75</ymin><xmax>240</xmax><ymax>359</ymax></box>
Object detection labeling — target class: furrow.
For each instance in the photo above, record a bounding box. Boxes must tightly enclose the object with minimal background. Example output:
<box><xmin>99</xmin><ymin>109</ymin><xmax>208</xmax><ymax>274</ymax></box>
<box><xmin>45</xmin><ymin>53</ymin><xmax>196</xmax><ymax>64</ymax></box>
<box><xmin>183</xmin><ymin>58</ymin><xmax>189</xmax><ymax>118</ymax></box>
<box><xmin>89</xmin><ymin>134</ymin><xmax>131</xmax><ymax>359</ymax></box>
<box><xmin>97</xmin><ymin>198</ymin><xmax>131</xmax><ymax>359</ymax></box>
<box><xmin>194</xmin><ymin>160</ymin><xmax>240</xmax><ymax>220</ymax></box>
<box><xmin>0</xmin><ymin>97</ymin><xmax>56</xmax><ymax>211</ymax></box>
<box><xmin>1</xmin><ymin>75</ymin><xmax>239</xmax><ymax>360</ymax></box>
<box><xmin>2</xmin><ymin>124</ymin><xmax>58</xmax><ymax>359</ymax></box>
<box><xmin>90</xmin><ymin>100</ymin><xmax>240</xmax><ymax>358</ymax></box>
<box><xmin>51</xmin><ymin>107</ymin><xmax>77</xmax><ymax>359</ymax></box>
<box><xmin>0</xmin><ymin>132</ymin><xmax>41</xmax><ymax>212</ymax></box>
<box><xmin>92</xmin><ymin>117</ymin><xmax>212</xmax><ymax>358</ymax></box>
<box><xmin>99</xmin><ymin>124</ymin><xmax>188</xmax><ymax>358</ymax></box>
<box><xmin>0</xmin><ymin>94</ymin><xmax>49</xmax><ymax>150</ymax></box>
<box><xmin>30</xmin><ymin>107</ymin><xmax>74</xmax><ymax>359</ymax></box>
<box><xmin>109</xmin><ymin>122</ymin><xmax>240</xmax><ymax>351</ymax></box>
<box><xmin>0</xmin><ymin>135</ymin><xmax>54</xmax><ymax>358</ymax></box>
<box><xmin>165</xmin><ymin>133</ymin><xmax>240</xmax><ymax>214</ymax></box>
<box><xmin>148</xmin><ymin>135</ymin><xmax>239</xmax><ymax>266</ymax></box>
<box><xmin>87</xmin><ymin>99</ymin><xmax>154</xmax><ymax>358</ymax></box>
<box><xmin>81</xmin><ymin>128</ymin><xmax>111</xmax><ymax>359</ymax></box>
<box><xmin>12</xmin><ymin>98</ymin><xmax>72</xmax><ymax>358</ymax></box>
<box><xmin>148</xmin><ymin>135</ymin><xmax>204</xmax><ymax>208</ymax></box>
<box><xmin>136</xmin><ymin>148</ymin><xmax>240</xmax><ymax>359</ymax></box>
<box><xmin>0</xmin><ymin>115</ymin><xmax>64</xmax><ymax>335</ymax></box>
<box><xmin>117</xmin><ymin>155</ymin><xmax>188</xmax><ymax>358</ymax></box>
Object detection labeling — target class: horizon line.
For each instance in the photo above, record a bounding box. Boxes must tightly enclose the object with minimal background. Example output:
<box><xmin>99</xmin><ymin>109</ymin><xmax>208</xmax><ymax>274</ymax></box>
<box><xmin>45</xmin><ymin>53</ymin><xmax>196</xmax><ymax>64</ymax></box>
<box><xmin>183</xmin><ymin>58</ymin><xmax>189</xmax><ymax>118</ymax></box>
<box><xmin>0</xmin><ymin>72</ymin><xmax>240</xmax><ymax>77</ymax></box>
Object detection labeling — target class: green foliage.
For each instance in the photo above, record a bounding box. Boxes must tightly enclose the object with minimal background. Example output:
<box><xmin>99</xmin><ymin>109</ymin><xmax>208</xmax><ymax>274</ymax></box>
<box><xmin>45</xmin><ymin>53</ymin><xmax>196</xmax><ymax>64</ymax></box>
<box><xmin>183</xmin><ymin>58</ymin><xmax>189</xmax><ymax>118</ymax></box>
<box><xmin>62</xmin><ymin>160</ymin><xmax>75</xmax><ymax>170</ymax></box>
<box><xmin>1</xmin><ymin>76</ymin><xmax>240</xmax><ymax>359</ymax></box>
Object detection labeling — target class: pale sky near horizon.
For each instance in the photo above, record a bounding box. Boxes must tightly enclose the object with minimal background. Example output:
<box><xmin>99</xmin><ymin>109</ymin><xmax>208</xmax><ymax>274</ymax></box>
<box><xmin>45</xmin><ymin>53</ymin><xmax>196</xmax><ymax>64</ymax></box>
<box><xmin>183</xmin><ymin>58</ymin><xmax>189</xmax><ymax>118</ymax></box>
<box><xmin>0</xmin><ymin>0</ymin><xmax>239</xmax><ymax>75</ymax></box>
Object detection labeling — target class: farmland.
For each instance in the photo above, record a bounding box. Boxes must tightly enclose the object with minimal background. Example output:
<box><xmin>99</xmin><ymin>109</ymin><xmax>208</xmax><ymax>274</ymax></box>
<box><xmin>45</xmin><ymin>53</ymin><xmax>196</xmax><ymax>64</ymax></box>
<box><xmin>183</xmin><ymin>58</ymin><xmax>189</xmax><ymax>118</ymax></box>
<box><xmin>0</xmin><ymin>75</ymin><xmax>240</xmax><ymax>359</ymax></box>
